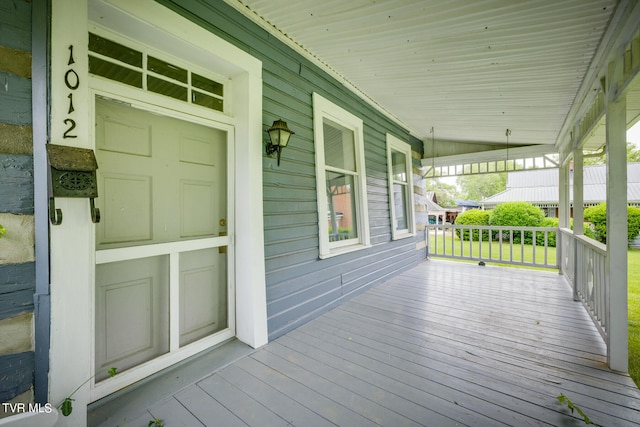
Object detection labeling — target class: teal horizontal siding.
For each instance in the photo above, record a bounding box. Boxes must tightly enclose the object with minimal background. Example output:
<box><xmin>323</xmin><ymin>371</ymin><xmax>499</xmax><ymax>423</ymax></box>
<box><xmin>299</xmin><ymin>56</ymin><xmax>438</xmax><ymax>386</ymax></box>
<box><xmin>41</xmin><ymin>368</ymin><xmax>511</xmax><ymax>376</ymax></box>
<box><xmin>0</xmin><ymin>154</ymin><xmax>34</xmax><ymax>214</ymax></box>
<box><xmin>0</xmin><ymin>351</ymin><xmax>34</xmax><ymax>402</ymax></box>
<box><xmin>161</xmin><ymin>0</ymin><xmax>423</xmax><ymax>340</ymax></box>
<box><xmin>0</xmin><ymin>262</ymin><xmax>35</xmax><ymax>320</ymax></box>
<box><xmin>0</xmin><ymin>71</ymin><xmax>32</xmax><ymax>126</ymax></box>
<box><xmin>0</xmin><ymin>0</ymin><xmax>31</xmax><ymax>51</ymax></box>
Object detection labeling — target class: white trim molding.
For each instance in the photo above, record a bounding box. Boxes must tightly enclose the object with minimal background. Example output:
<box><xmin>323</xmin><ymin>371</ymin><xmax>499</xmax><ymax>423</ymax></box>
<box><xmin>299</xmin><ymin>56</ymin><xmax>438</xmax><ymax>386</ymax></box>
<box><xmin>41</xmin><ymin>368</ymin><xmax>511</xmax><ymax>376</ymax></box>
<box><xmin>313</xmin><ymin>93</ymin><xmax>370</xmax><ymax>258</ymax></box>
<box><xmin>386</xmin><ymin>134</ymin><xmax>416</xmax><ymax>240</ymax></box>
<box><xmin>49</xmin><ymin>1</ymin><xmax>267</xmax><ymax>423</ymax></box>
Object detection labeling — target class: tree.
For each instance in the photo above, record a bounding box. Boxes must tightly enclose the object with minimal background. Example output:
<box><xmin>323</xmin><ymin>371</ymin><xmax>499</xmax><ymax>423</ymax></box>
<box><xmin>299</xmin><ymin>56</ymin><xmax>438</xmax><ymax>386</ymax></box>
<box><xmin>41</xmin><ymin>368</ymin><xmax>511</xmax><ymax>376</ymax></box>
<box><xmin>457</xmin><ymin>173</ymin><xmax>506</xmax><ymax>201</ymax></box>
<box><xmin>426</xmin><ymin>178</ymin><xmax>459</xmax><ymax>208</ymax></box>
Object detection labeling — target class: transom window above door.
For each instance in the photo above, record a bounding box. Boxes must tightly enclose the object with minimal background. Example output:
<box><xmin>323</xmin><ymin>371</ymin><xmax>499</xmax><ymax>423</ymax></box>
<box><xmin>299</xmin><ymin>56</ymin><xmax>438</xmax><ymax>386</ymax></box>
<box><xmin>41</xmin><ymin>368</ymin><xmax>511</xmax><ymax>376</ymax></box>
<box><xmin>88</xmin><ymin>31</ymin><xmax>225</xmax><ymax>112</ymax></box>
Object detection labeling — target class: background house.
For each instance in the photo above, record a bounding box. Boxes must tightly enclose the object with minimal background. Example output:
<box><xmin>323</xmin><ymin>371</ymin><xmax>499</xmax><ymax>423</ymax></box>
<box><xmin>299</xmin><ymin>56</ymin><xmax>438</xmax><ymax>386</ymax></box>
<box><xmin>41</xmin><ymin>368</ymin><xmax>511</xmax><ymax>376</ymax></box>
<box><xmin>481</xmin><ymin>163</ymin><xmax>640</xmax><ymax>217</ymax></box>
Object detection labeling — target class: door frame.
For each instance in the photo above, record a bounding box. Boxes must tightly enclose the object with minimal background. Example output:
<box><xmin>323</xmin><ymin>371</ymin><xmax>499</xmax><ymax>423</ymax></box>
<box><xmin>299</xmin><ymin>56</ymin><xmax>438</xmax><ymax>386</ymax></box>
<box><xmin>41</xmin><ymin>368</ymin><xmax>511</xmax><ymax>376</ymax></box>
<box><xmin>49</xmin><ymin>0</ymin><xmax>267</xmax><ymax>420</ymax></box>
<box><xmin>90</xmin><ymin>89</ymin><xmax>238</xmax><ymax>399</ymax></box>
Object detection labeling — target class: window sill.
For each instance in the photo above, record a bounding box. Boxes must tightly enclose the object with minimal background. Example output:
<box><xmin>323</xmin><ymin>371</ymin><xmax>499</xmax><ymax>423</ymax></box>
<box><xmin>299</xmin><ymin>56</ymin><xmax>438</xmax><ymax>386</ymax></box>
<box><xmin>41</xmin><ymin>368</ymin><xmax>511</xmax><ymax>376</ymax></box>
<box><xmin>319</xmin><ymin>243</ymin><xmax>371</xmax><ymax>259</ymax></box>
<box><xmin>392</xmin><ymin>231</ymin><xmax>416</xmax><ymax>241</ymax></box>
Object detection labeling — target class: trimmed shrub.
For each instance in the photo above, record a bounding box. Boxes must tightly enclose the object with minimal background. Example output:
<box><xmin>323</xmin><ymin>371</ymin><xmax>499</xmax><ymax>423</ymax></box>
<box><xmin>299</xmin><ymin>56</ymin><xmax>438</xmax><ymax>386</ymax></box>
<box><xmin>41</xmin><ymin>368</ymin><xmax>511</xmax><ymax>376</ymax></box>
<box><xmin>489</xmin><ymin>202</ymin><xmax>545</xmax><ymax>227</ymax></box>
<box><xmin>584</xmin><ymin>203</ymin><xmax>607</xmax><ymax>243</ymax></box>
<box><xmin>454</xmin><ymin>209</ymin><xmax>490</xmax><ymax>241</ymax></box>
<box><xmin>535</xmin><ymin>218</ymin><xmax>596</xmax><ymax>248</ymax></box>
<box><xmin>584</xmin><ymin>203</ymin><xmax>640</xmax><ymax>244</ymax></box>
<box><xmin>629</xmin><ymin>206</ymin><xmax>640</xmax><ymax>243</ymax></box>
<box><xmin>584</xmin><ymin>225</ymin><xmax>597</xmax><ymax>241</ymax></box>
<box><xmin>536</xmin><ymin>217</ymin><xmax>558</xmax><ymax>247</ymax></box>
<box><xmin>489</xmin><ymin>202</ymin><xmax>545</xmax><ymax>243</ymax></box>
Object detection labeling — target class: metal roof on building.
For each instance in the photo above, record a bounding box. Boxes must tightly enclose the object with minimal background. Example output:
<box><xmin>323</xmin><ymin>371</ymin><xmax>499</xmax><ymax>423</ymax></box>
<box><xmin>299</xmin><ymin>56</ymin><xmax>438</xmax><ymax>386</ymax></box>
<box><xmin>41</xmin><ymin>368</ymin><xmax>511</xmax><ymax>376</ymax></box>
<box><xmin>482</xmin><ymin>163</ymin><xmax>640</xmax><ymax>207</ymax></box>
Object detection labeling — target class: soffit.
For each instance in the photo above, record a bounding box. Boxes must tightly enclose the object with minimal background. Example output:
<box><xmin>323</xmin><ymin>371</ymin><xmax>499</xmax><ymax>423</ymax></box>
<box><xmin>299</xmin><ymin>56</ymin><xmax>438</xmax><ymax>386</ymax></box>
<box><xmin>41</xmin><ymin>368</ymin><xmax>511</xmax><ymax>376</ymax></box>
<box><xmin>230</xmin><ymin>0</ymin><xmax>619</xmax><ymax>149</ymax></box>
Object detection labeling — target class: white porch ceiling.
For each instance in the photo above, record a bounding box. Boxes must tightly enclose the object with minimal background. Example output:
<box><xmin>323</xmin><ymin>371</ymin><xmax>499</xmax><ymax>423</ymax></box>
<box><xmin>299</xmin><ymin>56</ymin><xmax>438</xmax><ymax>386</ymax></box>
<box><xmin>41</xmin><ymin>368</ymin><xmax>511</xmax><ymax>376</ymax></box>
<box><xmin>228</xmin><ymin>0</ymin><xmax>636</xmax><ymax>150</ymax></box>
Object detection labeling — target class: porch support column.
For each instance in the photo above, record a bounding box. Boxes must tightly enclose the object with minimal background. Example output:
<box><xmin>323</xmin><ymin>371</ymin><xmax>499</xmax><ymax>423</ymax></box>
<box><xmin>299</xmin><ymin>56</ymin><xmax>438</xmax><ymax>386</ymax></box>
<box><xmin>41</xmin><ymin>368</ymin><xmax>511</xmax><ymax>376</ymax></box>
<box><xmin>573</xmin><ymin>148</ymin><xmax>584</xmax><ymax>235</ymax></box>
<box><xmin>558</xmin><ymin>158</ymin><xmax>570</xmax><ymax>276</ymax></box>
<box><xmin>605</xmin><ymin>94</ymin><xmax>628</xmax><ymax>372</ymax></box>
<box><xmin>572</xmin><ymin>148</ymin><xmax>584</xmax><ymax>302</ymax></box>
<box><xmin>558</xmin><ymin>162</ymin><xmax>570</xmax><ymax>229</ymax></box>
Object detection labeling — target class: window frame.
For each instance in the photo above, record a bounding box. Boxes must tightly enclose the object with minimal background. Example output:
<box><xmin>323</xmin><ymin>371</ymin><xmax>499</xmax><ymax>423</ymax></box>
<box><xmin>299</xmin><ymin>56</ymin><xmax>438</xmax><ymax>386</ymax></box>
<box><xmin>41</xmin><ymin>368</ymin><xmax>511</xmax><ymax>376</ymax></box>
<box><xmin>386</xmin><ymin>134</ymin><xmax>416</xmax><ymax>240</ymax></box>
<box><xmin>313</xmin><ymin>92</ymin><xmax>370</xmax><ymax>258</ymax></box>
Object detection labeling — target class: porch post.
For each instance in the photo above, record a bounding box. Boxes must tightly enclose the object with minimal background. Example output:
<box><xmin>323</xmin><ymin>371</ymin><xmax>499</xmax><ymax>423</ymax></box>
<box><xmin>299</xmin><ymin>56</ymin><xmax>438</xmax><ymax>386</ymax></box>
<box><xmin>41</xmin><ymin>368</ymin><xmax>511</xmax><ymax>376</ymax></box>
<box><xmin>605</xmin><ymin>94</ymin><xmax>628</xmax><ymax>372</ymax></box>
<box><xmin>572</xmin><ymin>148</ymin><xmax>584</xmax><ymax>302</ymax></box>
<box><xmin>573</xmin><ymin>149</ymin><xmax>584</xmax><ymax>235</ymax></box>
<box><xmin>558</xmin><ymin>159</ymin><xmax>570</xmax><ymax>275</ymax></box>
<box><xmin>558</xmin><ymin>161</ymin><xmax>570</xmax><ymax>229</ymax></box>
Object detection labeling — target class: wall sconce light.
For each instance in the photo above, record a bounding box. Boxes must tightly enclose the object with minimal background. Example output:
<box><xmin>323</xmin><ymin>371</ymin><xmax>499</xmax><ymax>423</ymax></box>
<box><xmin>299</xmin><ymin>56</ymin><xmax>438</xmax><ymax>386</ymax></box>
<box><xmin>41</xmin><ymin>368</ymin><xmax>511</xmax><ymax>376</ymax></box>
<box><xmin>266</xmin><ymin>119</ymin><xmax>294</xmax><ymax>166</ymax></box>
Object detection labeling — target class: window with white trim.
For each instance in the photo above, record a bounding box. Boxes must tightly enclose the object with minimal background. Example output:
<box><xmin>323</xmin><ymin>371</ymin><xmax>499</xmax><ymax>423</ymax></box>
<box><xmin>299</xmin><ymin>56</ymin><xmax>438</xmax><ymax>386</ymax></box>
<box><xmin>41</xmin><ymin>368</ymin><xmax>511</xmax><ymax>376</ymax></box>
<box><xmin>387</xmin><ymin>134</ymin><xmax>415</xmax><ymax>239</ymax></box>
<box><xmin>313</xmin><ymin>93</ymin><xmax>370</xmax><ymax>258</ymax></box>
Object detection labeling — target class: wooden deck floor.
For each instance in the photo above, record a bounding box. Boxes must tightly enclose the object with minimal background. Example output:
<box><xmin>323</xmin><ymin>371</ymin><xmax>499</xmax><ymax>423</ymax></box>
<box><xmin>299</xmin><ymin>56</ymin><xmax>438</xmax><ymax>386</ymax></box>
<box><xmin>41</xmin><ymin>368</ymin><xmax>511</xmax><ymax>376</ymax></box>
<box><xmin>91</xmin><ymin>260</ymin><xmax>640</xmax><ymax>426</ymax></box>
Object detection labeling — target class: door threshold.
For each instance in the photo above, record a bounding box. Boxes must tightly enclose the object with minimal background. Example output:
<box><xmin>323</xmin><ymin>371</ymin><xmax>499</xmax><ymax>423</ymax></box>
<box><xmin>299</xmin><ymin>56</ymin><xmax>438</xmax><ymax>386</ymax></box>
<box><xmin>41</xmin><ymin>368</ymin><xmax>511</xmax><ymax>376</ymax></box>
<box><xmin>87</xmin><ymin>338</ymin><xmax>255</xmax><ymax>427</ymax></box>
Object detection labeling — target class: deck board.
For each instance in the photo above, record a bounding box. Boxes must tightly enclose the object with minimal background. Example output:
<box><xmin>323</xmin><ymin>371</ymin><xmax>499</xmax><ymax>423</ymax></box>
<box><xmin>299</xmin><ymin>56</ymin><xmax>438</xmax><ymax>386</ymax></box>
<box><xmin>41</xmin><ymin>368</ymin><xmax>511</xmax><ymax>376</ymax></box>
<box><xmin>147</xmin><ymin>396</ymin><xmax>204</xmax><ymax>426</ymax></box>
<box><xmin>197</xmin><ymin>374</ymin><xmax>291</xmax><ymax>427</ymax></box>
<box><xmin>174</xmin><ymin>386</ymin><xmax>247</xmax><ymax>427</ymax></box>
<box><xmin>94</xmin><ymin>260</ymin><xmax>640</xmax><ymax>426</ymax></box>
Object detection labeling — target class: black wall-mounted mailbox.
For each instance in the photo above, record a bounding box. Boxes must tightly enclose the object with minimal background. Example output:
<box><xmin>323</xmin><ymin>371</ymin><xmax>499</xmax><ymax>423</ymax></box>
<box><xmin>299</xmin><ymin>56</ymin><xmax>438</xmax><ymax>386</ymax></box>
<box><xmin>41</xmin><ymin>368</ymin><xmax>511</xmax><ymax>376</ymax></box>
<box><xmin>46</xmin><ymin>144</ymin><xmax>100</xmax><ymax>225</ymax></box>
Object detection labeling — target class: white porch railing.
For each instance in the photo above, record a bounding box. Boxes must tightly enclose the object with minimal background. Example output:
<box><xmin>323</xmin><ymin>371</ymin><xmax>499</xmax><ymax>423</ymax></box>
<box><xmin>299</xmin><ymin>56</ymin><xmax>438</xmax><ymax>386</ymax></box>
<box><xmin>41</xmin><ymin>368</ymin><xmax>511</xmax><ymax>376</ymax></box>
<box><xmin>426</xmin><ymin>224</ymin><xmax>558</xmax><ymax>269</ymax></box>
<box><xmin>427</xmin><ymin>224</ymin><xmax>619</xmax><ymax>368</ymax></box>
<box><xmin>559</xmin><ymin>228</ymin><xmax>608</xmax><ymax>341</ymax></box>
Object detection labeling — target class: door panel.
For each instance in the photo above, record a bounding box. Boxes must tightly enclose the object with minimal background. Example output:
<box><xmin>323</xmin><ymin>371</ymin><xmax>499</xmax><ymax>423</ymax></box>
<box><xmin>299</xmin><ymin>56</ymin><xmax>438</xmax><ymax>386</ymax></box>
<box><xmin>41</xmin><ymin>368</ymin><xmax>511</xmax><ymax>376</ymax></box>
<box><xmin>179</xmin><ymin>248</ymin><xmax>227</xmax><ymax>346</ymax></box>
<box><xmin>101</xmin><ymin>173</ymin><xmax>152</xmax><ymax>243</ymax></box>
<box><xmin>95</xmin><ymin>255</ymin><xmax>169</xmax><ymax>381</ymax></box>
<box><xmin>94</xmin><ymin>96</ymin><xmax>231</xmax><ymax>383</ymax></box>
<box><xmin>180</xmin><ymin>179</ymin><xmax>216</xmax><ymax>237</ymax></box>
<box><xmin>179</xmin><ymin>134</ymin><xmax>217</xmax><ymax>166</ymax></box>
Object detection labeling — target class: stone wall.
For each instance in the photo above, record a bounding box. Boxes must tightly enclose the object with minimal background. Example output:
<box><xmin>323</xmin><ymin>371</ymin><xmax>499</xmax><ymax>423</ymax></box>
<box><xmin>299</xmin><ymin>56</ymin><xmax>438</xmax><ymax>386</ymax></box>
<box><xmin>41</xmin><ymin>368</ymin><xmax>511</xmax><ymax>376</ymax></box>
<box><xmin>0</xmin><ymin>0</ymin><xmax>35</xmax><ymax>416</ymax></box>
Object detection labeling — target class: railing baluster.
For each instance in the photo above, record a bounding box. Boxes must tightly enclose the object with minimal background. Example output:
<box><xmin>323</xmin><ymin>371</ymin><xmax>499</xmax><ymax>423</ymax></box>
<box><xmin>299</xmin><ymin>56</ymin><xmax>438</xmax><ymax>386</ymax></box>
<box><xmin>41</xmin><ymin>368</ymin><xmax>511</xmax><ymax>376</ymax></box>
<box><xmin>544</xmin><ymin>231</ymin><xmax>548</xmax><ymax>266</ymax></box>
<box><xmin>451</xmin><ymin>225</ymin><xmax>455</xmax><ymax>256</ymax></box>
<box><xmin>489</xmin><ymin>227</ymin><xmax>493</xmax><ymax>260</ymax></box>
<box><xmin>509</xmin><ymin>230</ymin><xmax>524</xmax><ymax>262</ymax></box>
<box><xmin>532</xmin><ymin>230</ymin><xmax>536</xmax><ymax>265</ymax></box>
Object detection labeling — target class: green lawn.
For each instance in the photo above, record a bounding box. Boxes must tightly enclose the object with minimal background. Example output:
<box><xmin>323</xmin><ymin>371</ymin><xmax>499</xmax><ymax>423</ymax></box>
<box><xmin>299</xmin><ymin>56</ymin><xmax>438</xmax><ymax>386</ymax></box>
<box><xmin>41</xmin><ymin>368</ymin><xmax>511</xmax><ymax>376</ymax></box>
<box><xmin>429</xmin><ymin>233</ymin><xmax>640</xmax><ymax>386</ymax></box>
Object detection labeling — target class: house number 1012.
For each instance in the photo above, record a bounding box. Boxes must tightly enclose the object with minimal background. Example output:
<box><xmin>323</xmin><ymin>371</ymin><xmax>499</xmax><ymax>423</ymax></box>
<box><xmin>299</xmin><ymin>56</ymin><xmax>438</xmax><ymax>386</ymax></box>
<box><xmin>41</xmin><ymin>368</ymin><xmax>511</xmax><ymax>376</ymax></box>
<box><xmin>63</xmin><ymin>45</ymin><xmax>78</xmax><ymax>139</ymax></box>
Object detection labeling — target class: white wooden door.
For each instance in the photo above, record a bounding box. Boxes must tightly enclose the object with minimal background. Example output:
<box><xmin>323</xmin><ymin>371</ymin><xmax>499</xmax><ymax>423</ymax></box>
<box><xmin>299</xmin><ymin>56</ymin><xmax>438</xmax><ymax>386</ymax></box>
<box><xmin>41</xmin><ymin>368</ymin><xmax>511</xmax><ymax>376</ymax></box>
<box><xmin>93</xmin><ymin>96</ymin><xmax>232</xmax><ymax>382</ymax></box>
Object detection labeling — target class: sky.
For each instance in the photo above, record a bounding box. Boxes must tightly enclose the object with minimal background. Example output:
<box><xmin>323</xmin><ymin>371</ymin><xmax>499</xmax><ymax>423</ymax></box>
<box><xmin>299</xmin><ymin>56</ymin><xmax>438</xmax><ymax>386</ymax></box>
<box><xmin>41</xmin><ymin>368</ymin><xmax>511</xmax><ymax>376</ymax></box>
<box><xmin>630</xmin><ymin>121</ymin><xmax>640</xmax><ymax>147</ymax></box>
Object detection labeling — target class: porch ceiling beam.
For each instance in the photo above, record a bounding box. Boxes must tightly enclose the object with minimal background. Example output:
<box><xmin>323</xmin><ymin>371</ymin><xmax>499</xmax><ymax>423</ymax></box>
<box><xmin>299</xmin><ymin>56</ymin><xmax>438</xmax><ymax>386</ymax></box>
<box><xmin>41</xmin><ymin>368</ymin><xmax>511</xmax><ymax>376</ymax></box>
<box><xmin>421</xmin><ymin>144</ymin><xmax>557</xmax><ymax>168</ymax></box>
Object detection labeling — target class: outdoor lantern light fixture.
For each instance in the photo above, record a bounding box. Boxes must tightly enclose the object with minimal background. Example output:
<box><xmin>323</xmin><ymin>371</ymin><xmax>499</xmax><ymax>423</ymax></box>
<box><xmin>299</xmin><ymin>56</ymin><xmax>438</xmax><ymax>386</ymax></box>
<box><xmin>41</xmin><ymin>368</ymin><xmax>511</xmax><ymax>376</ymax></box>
<box><xmin>266</xmin><ymin>119</ymin><xmax>294</xmax><ymax>166</ymax></box>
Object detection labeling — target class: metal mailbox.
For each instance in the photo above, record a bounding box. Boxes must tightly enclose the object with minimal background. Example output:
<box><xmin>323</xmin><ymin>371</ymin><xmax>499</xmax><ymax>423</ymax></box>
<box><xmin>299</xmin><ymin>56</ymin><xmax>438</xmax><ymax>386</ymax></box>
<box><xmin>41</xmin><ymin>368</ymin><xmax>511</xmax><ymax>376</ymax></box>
<box><xmin>46</xmin><ymin>144</ymin><xmax>100</xmax><ymax>225</ymax></box>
